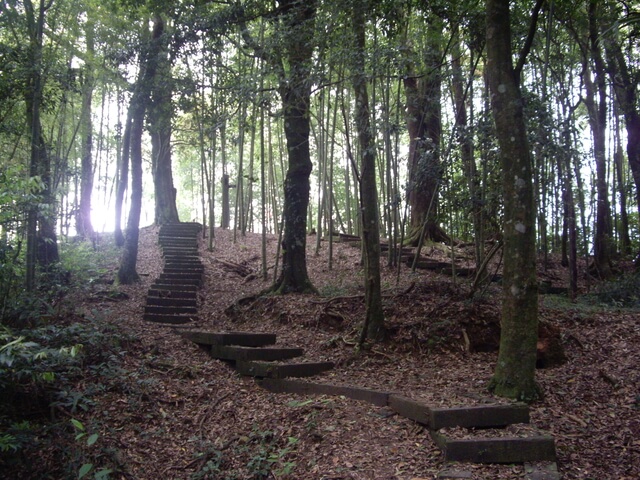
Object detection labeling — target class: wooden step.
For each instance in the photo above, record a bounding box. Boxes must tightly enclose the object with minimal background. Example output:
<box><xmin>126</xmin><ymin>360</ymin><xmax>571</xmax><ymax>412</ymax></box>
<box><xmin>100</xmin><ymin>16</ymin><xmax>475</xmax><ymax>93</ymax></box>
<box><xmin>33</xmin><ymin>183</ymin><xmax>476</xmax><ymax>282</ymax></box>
<box><xmin>162</xmin><ymin>247</ymin><xmax>199</xmax><ymax>256</ymax></box>
<box><xmin>159</xmin><ymin>239</ymin><xmax>198</xmax><ymax>247</ymax></box>
<box><xmin>180</xmin><ymin>331</ymin><xmax>277</xmax><ymax>347</ymax></box>
<box><xmin>157</xmin><ymin>275</ymin><xmax>201</xmax><ymax>286</ymax></box>
<box><xmin>143</xmin><ymin>313</ymin><xmax>196</xmax><ymax>324</ymax></box>
<box><xmin>163</xmin><ymin>266</ymin><xmax>204</xmax><ymax>274</ymax></box>
<box><xmin>430</xmin><ymin>431</ymin><xmax>556</xmax><ymax>463</ymax></box>
<box><xmin>388</xmin><ymin>396</ymin><xmax>530</xmax><ymax>429</ymax></box>
<box><xmin>144</xmin><ymin>305</ymin><xmax>198</xmax><ymax>315</ymax></box>
<box><xmin>259</xmin><ymin>378</ymin><xmax>390</xmax><ymax>407</ymax></box>
<box><xmin>146</xmin><ymin>297</ymin><xmax>197</xmax><ymax>308</ymax></box>
<box><xmin>158</xmin><ymin>273</ymin><xmax>202</xmax><ymax>283</ymax></box>
<box><xmin>147</xmin><ymin>289</ymin><xmax>197</xmax><ymax>299</ymax></box>
<box><xmin>236</xmin><ymin>361</ymin><xmax>334</xmax><ymax>379</ymax></box>
<box><xmin>163</xmin><ymin>256</ymin><xmax>201</xmax><ymax>263</ymax></box>
<box><xmin>210</xmin><ymin>345</ymin><xmax>304</xmax><ymax>362</ymax></box>
<box><xmin>150</xmin><ymin>283</ymin><xmax>199</xmax><ymax>292</ymax></box>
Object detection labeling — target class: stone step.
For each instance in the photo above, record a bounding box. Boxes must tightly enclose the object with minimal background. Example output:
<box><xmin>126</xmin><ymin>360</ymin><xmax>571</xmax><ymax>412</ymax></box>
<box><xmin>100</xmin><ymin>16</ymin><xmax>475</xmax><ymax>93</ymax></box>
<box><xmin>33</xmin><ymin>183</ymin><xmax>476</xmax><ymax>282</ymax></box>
<box><xmin>210</xmin><ymin>345</ymin><xmax>304</xmax><ymax>362</ymax></box>
<box><xmin>143</xmin><ymin>313</ymin><xmax>196</xmax><ymax>324</ymax></box>
<box><xmin>147</xmin><ymin>289</ymin><xmax>197</xmax><ymax>299</ymax></box>
<box><xmin>150</xmin><ymin>282</ymin><xmax>199</xmax><ymax>292</ymax></box>
<box><xmin>144</xmin><ymin>305</ymin><xmax>198</xmax><ymax>315</ymax></box>
<box><xmin>181</xmin><ymin>330</ymin><xmax>277</xmax><ymax>347</ymax></box>
<box><xmin>146</xmin><ymin>296</ymin><xmax>197</xmax><ymax>308</ymax></box>
<box><xmin>236</xmin><ymin>361</ymin><xmax>334</xmax><ymax>379</ymax></box>
<box><xmin>388</xmin><ymin>396</ymin><xmax>530</xmax><ymax>429</ymax></box>
<box><xmin>429</xmin><ymin>431</ymin><xmax>556</xmax><ymax>463</ymax></box>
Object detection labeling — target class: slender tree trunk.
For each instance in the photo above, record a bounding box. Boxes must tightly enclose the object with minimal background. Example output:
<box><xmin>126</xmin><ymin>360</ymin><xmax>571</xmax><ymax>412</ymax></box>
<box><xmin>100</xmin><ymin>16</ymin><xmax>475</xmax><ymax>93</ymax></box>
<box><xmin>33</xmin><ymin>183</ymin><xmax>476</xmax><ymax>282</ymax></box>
<box><xmin>352</xmin><ymin>0</ymin><xmax>384</xmax><ymax>342</ymax></box>
<box><xmin>486</xmin><ymin>0</ymin><xmax>541</xmax><ymax>402</ymax></box>
<box><xmin>117</xmin><ymin>20</ymin><xmax>157</xmax><ymax>284</ymax></box>
<box><xmin>117</xmin><ymin>92</ymin><xmax>145</xmax><ymax>284</ymax></box>
<box><xmin>76</xmin><ymin>20</ymin><xmax>95</xmax><ymax>240</ymax></box>
<box><xmin>585</xmin><ymin>0</ymin><xmax>613</xmax><ymax>277</ymax></box>
<box><xmin>114</xmin><ymin>109</ymin><xmax>131</xmax><ymax>247</ymax></box>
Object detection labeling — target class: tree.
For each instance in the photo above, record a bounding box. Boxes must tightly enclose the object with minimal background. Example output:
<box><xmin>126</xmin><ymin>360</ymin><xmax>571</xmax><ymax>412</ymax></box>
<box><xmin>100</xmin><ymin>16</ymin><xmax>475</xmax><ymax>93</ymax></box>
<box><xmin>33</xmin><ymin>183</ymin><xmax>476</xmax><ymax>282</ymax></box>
<box><xmin>76</xmin><ymin>17</ymin><xmax>96</xmax><ymax>240</ymax></box>
<box><xmin>602</xmin><ymin>2</ymin><xmax>640</xmax><ymax>264</ymax></box>
<box><xmin>117</xmin><ymin>17</ymin><xmax>160</xmax><ymax>284</ymax></box>
<box><xmin>402</xmin><ymin>8</ymin><xmax>448</xmax><ymax>245</ymax></box>
<box><xmin>584</xmin><ymin>0</ymin><xmax>614</xmax><ymax>277</ymax></box>
<box><xmin>350</xmin><ymin>0</ymin><xmax>385</xmax><ymax>342</ymax></box>
<box><xmin>22</xmin><ymin>0</ymin><xmax>60</xmax><ymax>290</ymax></box>
<box><xmin>486</xmin><ymin>0</ymin><xmax>542</xmax><ymax>401</ymax></box>
<box><xmin>148</xmin><ymin>12</ymin><xmax>180</xmax><ymax>225</ymax></box>
<box><xmin>239</xmin><ymin>0</ymin><xmax>318</xmax><ymax>293</ymax></box>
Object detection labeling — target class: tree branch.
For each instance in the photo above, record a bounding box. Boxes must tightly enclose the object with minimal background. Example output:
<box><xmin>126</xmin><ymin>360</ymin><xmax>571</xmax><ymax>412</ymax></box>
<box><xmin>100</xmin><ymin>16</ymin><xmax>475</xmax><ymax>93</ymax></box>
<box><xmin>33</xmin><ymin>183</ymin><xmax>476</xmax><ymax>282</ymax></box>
<box><xmin>514</xmin><ymin>0</ymin><xmax>546</xmax><ymax>78</ymax></box>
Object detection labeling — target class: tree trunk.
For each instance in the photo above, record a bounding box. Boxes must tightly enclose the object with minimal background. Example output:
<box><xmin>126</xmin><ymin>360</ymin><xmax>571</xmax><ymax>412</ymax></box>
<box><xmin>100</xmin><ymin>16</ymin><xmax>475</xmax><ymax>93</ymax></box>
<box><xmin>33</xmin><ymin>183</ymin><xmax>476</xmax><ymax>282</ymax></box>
<box><xmin>403</xmin><ymin>16</ymin><xmax>445</xmax><ymax>245</ymax></box>
<box><xmin>585</xmin><ymin>0</ymin><xmax>613</xmax><ymax>277</ymax></box>
<box><xmin>272</xmin><ymin>0</ymin><xmax>317</xmax><ymax>294</ymax></box>
<box><xmin>76</xmin><ymin>20</ymin><xmax>95</xmax><ymax>240</ymax></box>
<box><xmin>149</xmin><ymin>14</ymin><xmax>180</xmax><ymax>226</ymax></box>
<box><xmin>117</xmin><ymin>20</ymin><xmax>158</xmax><ymax>284</ymax></box>
<box><xmin>352</xmin><ymin>0</ymin><xmax>385</xmax><ymax>343</ymax></box>
<box><xmin>24</xmin><ymin>0</ymin><xmax>59</xmax><ymax>291</ymax></box>
<box><xmin>486</xmin><ymin>0</ymin><xmax>540</xmax><ymax>402</ymax></box>
<box><xmin>114</xmin><ymin>109</ymin><xmax>132</xmax><ymax>247</ymax></box>
<box><xmin>604</xmin><ymin>21</ymin><xmax>640</xmax><ymax>262</ymax></box>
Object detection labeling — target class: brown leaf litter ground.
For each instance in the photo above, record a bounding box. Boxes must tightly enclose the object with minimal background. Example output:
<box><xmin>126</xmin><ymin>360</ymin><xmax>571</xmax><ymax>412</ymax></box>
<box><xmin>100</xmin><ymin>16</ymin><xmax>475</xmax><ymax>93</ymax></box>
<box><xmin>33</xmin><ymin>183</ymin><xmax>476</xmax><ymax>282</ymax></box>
<box><xmin>7</xmin><ymin>226</ymin><xmax>640</xmax><ymax>479</ymax></box>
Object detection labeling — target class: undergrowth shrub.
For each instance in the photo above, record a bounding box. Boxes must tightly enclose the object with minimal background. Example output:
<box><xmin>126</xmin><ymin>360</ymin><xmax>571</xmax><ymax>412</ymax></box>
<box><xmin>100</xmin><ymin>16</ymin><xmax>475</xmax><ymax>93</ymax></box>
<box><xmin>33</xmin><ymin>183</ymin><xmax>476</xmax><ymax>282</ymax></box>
<box><xmin>589</xmin><ymin>272</ymin><xmax>640</xmax><ymax>308</ymax></box>
<box><xmin>0</xmin><ymin>312</ymin><xmax>130</xmax><ymax>478</ymax></box>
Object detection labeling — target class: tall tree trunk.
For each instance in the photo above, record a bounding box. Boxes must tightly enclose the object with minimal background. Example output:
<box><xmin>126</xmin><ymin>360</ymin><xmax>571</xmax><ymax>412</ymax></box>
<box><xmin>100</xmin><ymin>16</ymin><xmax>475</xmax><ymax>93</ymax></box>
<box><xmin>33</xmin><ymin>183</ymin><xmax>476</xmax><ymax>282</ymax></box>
<box><xmin>271</xmin><ymin>0</ymin><xmax>317</xmax><ymax>294</ymax></box>
<box><xmin>451</xmin><ymin>30</ymin><xmax>482</xmax><ymax>268</ymax></box>
<box><xmin>403</xmin><ymin>15</ymin><xmax>446</xmax><ymax>245</ymax></box>
<box><xmin>585</xmin><ymin>0</ymin><xmax>613</xmax><ymax>277</ymax></box>
<box><xmin>76</xmin><ymin>20</ymin><xmax>95</xmax><ymax>240</ymax></box>
<box><xmin>117</xmin><ymin>20</ymin><xmax>157</xmax><ymax>284</ymax></box>
<box><xmin>352</xmin><ymin>0</ymin><xmax>384</xmax><ymax>343</ymax></box>
<box><xmin>486</xmin><ymin>0</ymin><xmax>541</xmax><ymax>402</ymax></box>
<box><xmin>149</xmin><ymin>14</ymin><xmax>180</xmax><ymax>225</ymax></box>
<box><xmin>114</xmin><ymin>109</ymin><xmax>132</xmax><ymax>247</ymax></box>
<box><xmin>24</xmin><ymin>0</ymin><xmax>59</xmax><ymax>291</ymax></box>
<box><xmin>604</xmin><ymin>20</ymin><xmax>640</xmax><ymax>262</ymax></box>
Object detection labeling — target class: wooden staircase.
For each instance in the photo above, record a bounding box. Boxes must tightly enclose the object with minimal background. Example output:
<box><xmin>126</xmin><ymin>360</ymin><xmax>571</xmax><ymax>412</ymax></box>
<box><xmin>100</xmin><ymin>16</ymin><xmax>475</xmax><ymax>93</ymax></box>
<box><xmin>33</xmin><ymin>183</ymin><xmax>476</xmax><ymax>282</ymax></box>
<box><xmin>181</xmin><ymin>330</ymin><xmax>334</xmax><ymax>379</ymax></box>
<box><xmin>156</xmin><ymin>227</ymin><xmax>559</xmax><ymax>477</ymax></box>
<box><xmin>144</xmin><ymin>222</ymin><xmax>203</xmax><ymax>324</ymax></box>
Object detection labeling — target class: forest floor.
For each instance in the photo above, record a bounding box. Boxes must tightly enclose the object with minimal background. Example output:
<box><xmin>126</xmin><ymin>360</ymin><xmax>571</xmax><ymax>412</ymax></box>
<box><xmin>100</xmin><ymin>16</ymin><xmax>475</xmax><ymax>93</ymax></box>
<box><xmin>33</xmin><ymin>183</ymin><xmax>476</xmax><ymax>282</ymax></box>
<box><xmin>3</xmin><ymin>225</ymin><xmax>640</xmax><ymax>479</ymax></box>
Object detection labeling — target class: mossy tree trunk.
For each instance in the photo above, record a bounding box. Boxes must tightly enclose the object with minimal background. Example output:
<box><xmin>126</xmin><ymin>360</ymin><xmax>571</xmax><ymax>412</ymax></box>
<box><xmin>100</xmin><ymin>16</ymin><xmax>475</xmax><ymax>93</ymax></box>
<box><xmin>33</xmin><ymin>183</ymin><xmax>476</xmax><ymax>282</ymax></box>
<box><xmin>486</xmin><ymin>0</ymin><xmax>541</xmax><ymax>402</ymax></box>
<box><xmin>403</xmin><ymin>14</ymin><xmax>444</xmax><ymax>245</ymax></box>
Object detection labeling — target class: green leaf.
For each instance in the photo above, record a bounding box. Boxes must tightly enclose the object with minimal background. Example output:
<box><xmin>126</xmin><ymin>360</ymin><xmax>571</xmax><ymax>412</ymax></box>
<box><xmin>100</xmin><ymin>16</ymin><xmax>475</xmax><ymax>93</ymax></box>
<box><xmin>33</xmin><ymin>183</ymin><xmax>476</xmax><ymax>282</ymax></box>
<box><xmin>94</xmin><ymin>469</ymin><xmax>112</xmax><ymax>480</ymax></box>
<box><xmin>78</xmin><ymin>463</ymin><xmax>93</xmax><ymax>479</ymax></box>
<box><xmin>87</xmin><ymin>433</ymin><xmax>99</xmax><ymax>446</ymax></box>
<box><xmin>71</xmin><ymin>419</ymin><xmax>85</xmax><ymax>432</ymax></box>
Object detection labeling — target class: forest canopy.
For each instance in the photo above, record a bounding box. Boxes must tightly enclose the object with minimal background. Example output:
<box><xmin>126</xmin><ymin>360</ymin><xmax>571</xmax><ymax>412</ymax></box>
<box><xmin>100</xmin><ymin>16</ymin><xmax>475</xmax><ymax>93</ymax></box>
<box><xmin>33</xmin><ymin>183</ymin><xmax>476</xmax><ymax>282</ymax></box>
<box><xmin>1</xmin><ymin>0</ymin><xmax>639</xmax><ymax>341</ymax></box>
